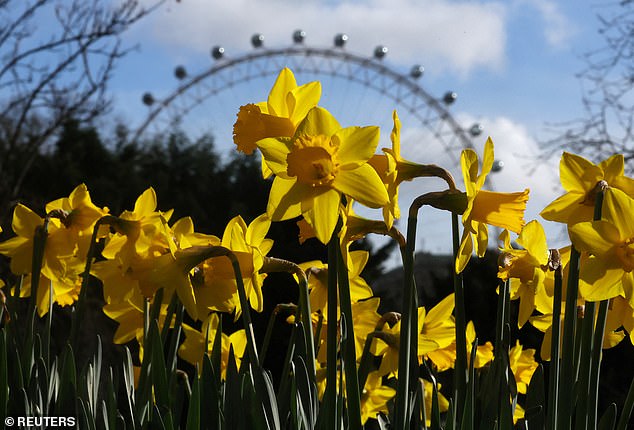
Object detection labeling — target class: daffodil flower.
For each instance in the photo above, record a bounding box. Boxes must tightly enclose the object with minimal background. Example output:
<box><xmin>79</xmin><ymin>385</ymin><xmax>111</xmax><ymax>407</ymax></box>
<box><xmin>298</xmin><ymin>250</ymin><xmax>374</xmax><ymax>324</ymax></box>
<box><xmin>456</xmin><ymin>137</ymin><xmax>529</xmax><ymax>273</ymax></box>
<box><xmin>369</xmin><ymin>110</ymin><xmax>456</xmax><ymax>229</ymax></box>
<box><xmin>421</xmin><ymin>379</ymin><xmax>450</xmax><ymax>427</ymax></box>
<box><xmin>0</xmin><ymin>184</ymin><xmax>108</xmax><ymax>315</ymax></box>
<box><xmin>233</xmin><ymin>67</ymin><xmax>321</xmax><ymax>179</ymax></box>
<box><xmin>508</xmin><ymin>340</ymin><xmax>539</xmax><ymax>394</ymax></box>
<box><xmin>541</xmin><ymin>153</ymin><xmax>634</xmax><ymax>225</ymax></box>
<box><xmin>374</xmin><ymin>294</ymin><xmax>456</xmax><ymax>377</ymax></box>
<box><xmin>569</xmin><ymin>188</ymin><xmax>634</xmax><ymax>306</ymax></box>
<box><xmin>360</xmin><ymin>371</ymin><xmax>396</xmax><ymax>425</ymax></box>
<box><xmin>498</xmin><ymin>220</ymin><xmax>550</xmax><ymax>327</ymax></box>
<box><xmin>194</xmin><ymin>214</ymin><xmax>272</xmax><ymax>318</ymax></box>
<box><xmin>258</xmin><ymin>106</ymin><xmax>389</xmax><ymax>244</ymax></box>
<box><xmin>426</xmin><ymin>321</ymin><xmax>494</xmax><ymax>371</ymax></box>
<box><xmin>179</xmin><ymin>313</ymin><xmax>246</xmax><ymax>379</ymax></box>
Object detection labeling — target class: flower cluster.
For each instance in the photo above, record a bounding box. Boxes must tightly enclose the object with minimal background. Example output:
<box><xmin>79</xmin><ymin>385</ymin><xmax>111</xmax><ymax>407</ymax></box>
<box><xmin>1</xmin><ymin>67</ymin><xmax>633</xmax><ymax>427</ymax></box>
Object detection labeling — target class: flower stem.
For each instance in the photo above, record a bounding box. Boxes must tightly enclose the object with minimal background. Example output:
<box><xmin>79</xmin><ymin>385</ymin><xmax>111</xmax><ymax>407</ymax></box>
<box><xmin>558</xmin><ymin>245</ymin><xmax>580</xmax><ymax>429</ymax></box>
<box><xmin>336</xmin><ymin>242</ymin><xmax>362</xmax><ymax>430</ymax></box>
<box><xmin>547</xmin><ymin>262</ymin><xmax>562</xmax><ymax>430</ymax></box>
<box><xmin>451</xmin><ymin>212</ymin><xmax>468</xmax><ymax>420</ymax></box>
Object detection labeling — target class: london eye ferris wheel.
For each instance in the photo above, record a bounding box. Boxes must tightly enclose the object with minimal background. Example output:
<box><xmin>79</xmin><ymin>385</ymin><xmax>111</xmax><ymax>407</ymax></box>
<box><xmin>132</xmin><ymin>30</ymin><xmax>498</xmax><ymax>256</ymax></box>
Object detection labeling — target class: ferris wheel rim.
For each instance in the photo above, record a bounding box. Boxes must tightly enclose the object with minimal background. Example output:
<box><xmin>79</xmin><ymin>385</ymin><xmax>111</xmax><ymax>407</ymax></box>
<box><xmin>132</xmin><ymin>41</ymin><xmax>479</xmax><ymax>166</ymax></box>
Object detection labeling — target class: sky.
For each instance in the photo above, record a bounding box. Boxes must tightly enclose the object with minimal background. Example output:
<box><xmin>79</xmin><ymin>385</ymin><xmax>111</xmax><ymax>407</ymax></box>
<box><xmin>105</xmin><ymin>0</ymin><xmax>615</xmax><ymax>263</ymax></box>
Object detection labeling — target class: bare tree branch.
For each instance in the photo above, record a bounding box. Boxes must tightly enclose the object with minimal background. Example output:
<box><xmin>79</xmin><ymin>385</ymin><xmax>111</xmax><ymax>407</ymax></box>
<box><xmin>0</xmin><ymin>0</ymin><xmax>169</xmax><ymax>215</ymax></box>
<box><xmin>541</xmin><ymin>1</ymin><xmax>634</xmax><ymax>171</ymax></box>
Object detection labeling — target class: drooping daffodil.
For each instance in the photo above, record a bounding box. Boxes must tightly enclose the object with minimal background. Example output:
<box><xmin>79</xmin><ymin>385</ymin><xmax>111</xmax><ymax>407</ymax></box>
<box><xmin>456</xmin><ymin>137</ymin><xmax>529</xmax><ymax>273</ymax></box>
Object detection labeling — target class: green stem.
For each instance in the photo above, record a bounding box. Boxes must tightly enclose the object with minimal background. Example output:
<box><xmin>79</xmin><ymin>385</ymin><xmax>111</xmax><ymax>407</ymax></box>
<box><xmin>575</xmin><ymin>301</ymin><xmax>596</xmax><ymax>430</ymax></box>
<box><xmin>322</xmin><ymin>225</ymin><xmax>340</xmax><ymax>430</ymax></box>
<box><xmin>451</xmin><ymin>212</ymin><xmax>468</xmax><ymax>419</ymax></box>
<box><xmin>70</xmin><ymin>215</ymin><xmax>115</xmax><ymax>347</ymax></box>
<box><xmin>394</xmin><ymin>213</ymin><xmax>417</xmax><ymax>430</ymax></box>
<box><xmin>547</xmin><ymin>264</ymin><xmax>562</xmax><ymax>430</ymax></box>
<box><xmin>261</xmin><ymin>257</ymin><xmax>316</xmax><ymax>379</ymax></box>
<box><xmin>558</xmin><ymin>246</ymin><xmax>581</xmax><ymax>429</ymax></box>
<box><xmin>336</xmin><ymin>242</ymin><xmax>362</xmax><ymax>430</ymax></box>
<box><xmin>227</xmin><ymin>249</ymin><xmax>280</xmax><ymax>429</ymax></box>
<box><xmin>588</xmin><ymin>299</ymin><xmax>608</xmax><ymax>430</ymax></box>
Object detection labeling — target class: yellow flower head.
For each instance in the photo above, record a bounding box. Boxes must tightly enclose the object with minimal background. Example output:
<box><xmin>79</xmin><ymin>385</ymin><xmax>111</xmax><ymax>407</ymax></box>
<box><xmin>421</xmin><ymin>379</ymin><xmax>449</xmax><ymax>427</ymax></box>
<box><xmin>569</xmin><ymin>188</ymin><xmax>634</xmax><ymax>306</ymax></box>
<box><xmin>259</xmin><ymin>106</ymin><xmax>389</xmax><ymax>244</ymax></box>
<box><xmin>509</xmin><ymin>340</ymin><xmax>539</xmax><ymax>394</ymax></box>
<box><xmin>541</xmin><ymin>152</ymin><xmax>634</xmax><ymax>225</ymax></box>
<box><xmin>498</xmin><ymin>220</ymin><xmax>550</xmax><ymax>327</ymax></box>
<box><xmin>179</xmin><ymin>313</ymin><xmax>246</xmax><ymax>379</ymax></box>
<box><xmin>456</xmin><ymin>137</ymin><xmax>529</xmax><ymax>273</ymax></box>
<box><xmin>194</xmin><ymin>214</ymin><xmax>272</xmax><ymax>319</ymax></box>
<box><xmin>360</xmin><ymin>372</ymin><xmax>396</xmax><ymax>425</ymax></box>
<box><xmin>233</xmin><ymin>68</ymin><xmax>321</xmax><ymax>160</ymax></box>
<box><xmin>46</xmin><ymin>183</ymin><xmax>107</xmax><ymax>232</ymax></box>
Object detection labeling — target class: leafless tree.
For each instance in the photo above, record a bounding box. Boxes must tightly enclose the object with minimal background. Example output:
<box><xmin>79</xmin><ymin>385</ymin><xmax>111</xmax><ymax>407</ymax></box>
<box><xmin>0</xmin><ymin>0</ymin><xmax>168</xmax><ymax>215</ymax></box>
<box><xmin>541</xmin><ymin>1</ymin><xmax>633</xmax><ymax>170</ymax></box>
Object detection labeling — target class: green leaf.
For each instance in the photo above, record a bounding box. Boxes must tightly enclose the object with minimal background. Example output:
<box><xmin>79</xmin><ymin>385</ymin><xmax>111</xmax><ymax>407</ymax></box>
<box><xmin>56</xmin><ymin>343</ymin><xmax>77</xmax><ymax>418</ymax></box>
<box><xmin>150</xmin><ymin>319</ymin><xmax>170</xmax><ymax>411</ymax></box>
<box><xmin>598</xmin><ymin>403</ymin><xmax>617</xmax><ymax>430</ymax></box>
<box><xmin>101</xmin><ymin>368</ymin><xmax>118</xmax><ymax>430</ymax></box>
<box><xmin>0</xmin><ymin>329</ymin><xmax>7</xmax><ymax>422</ymax></box>
<box><xmin>200</xmin><ymin>354</ymin><xmax>223</xmax><ymax>430</ymax></box>
<box><xmin>242</xmin><ymin>370</ymin><xmax>269</xmax><ymax>430</ymax></box>
<box><xmin>616</xmin><ymin>376</ymin><xmax>634</xmax><ymax>430</ymax></box>
<box><xmin>294</xmin><ymin>356</ymin><xmax>317</xmax><ymax>427</ymax></box>
<box><xmin>525</xmin><ymin>365</ymin><xmax>545</xmax><ymax>430</ymax></box>
<box><xmin>186</xmin><ymin>372</ymin><xmax>200</xmax><ymax>430</ymax></box>
<box><xmin>224</xmin><ymin>346</ymin><xmax>244</xmax><ymax>430</ymax></box>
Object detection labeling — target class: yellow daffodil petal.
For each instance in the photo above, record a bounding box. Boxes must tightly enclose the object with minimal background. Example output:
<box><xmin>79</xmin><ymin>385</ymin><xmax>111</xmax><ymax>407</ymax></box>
<box><xmin>456</xmin><ymin>230</ymin><xmax>473</xmax><ymax>273</ymax></box>
<box><xmin>267</xmin><ymin>68</ymin><xmax>297</xmax><ymax>117</ymax></box>
<box><xmin>246</xmin><ymin>214</ymin><xmax>271</xmax><ymax>247</ymax></box>
<box><xmin>569</xmin><ymin>220</ymin><xmax>620</xmax><ymax>255</ymax></box>
<box><xmin>599</xmin><ymin>154</ymin><xmax>625</xmax><ymax>181</ymax></box>
<box><xmin>295</xmin><ymin>106</ymin><xmax>341</xmax><ymax>138</ymax></box>
<box><xmin>287</xmin><ymin>81</ymin><xmax>322</xmax><ymax>124</ymax></box>
<box><xmin>476</xmin><ymin>221</ymin><xmax>488</xmax><ymax>257</ymax></box>
<box><xmin>559</xmin><ymin>152</ymin><xmax>601</xmax><ymax>192</ymax></box>
<box><xmin>334</xmin><ymin>126</ymin><xmax>379</xmax><ymax>168</ymax></box>
<box><xmin>12</xmin><ymin>204</ymin><xmax>42</xmax><ymax>238</ymax></box>
<box><xmin>333</xmin><ymin>164</ymin><xmax>389</xmax><ymax>209</ymax></box>
<box><xmin>477</xmin><ymin>137</ymin><xmax>495</xmax><ymax>189</ymax></box>
<box><xmin>305</xmin><ymin>188</ymin><xmax>341</xmax><ymax>244</ymax></box>
<box><xmin>540</xmin><ymin>191</ymin><xmax>584</xmax><ymax>222</ymax></box>
<box><xmin>133</xmin><ymin>188</ymin><xmax>157</xmax><ymax>215</ymax></box>
<box><xmin>604</xmin><ymin>188</ymin><xmax>634</xmax><ymax>239</ymax></box>
<box><xmin>267</xmin><ymin>176</ymin><xmax>304</xmax><ymax>221</ymax></box>
<box><xmin>517</xmin><ymin>220</ymin><xmax>549</xmax><ymax>266</ymax></box>
<box><xmin>257</xmin><ymin>137</ymin><xmax>293</xmax><ymax>177</ymax></box>
<box><xmin>470</xmin><ymin>189</ymin><xmax>529</xmax><ymax>233</ymax></box>
<box><xmin>579</xmin><ymin>258</ymin><xmax>624</xmax><ymax>302</ymax></box>
<box><xmin>460</xmin><ymin>149</ymin><xmax>479</xmax><ymax>196</ymax></box>
<box><xmin>517</xmin><ymin>288</ymin><xmax>536</xmax><ymax>328</ymax></box>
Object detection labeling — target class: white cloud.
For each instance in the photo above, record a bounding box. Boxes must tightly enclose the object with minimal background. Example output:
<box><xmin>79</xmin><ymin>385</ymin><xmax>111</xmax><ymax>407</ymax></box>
<box><xmin>459</xmin><ymin>114</ymin><xmax>569</xmax><ymax>248</ymax></box>
<box><xmin>367</xmin><ymin>113</ymin><xmax>569</xmax><ymax>268</ymax></box>
<box><xmin>513</xmin><ymin>0</ymin><xmax>575</xmax><ymax>48</ymax></box>
<box><xmin>136</xmin><ymin>0</ymin><xmax>507</xmax><ymax>78</ymax></box>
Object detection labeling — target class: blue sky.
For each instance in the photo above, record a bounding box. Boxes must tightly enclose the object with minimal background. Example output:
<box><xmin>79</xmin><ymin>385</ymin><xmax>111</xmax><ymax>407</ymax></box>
<box><xmin>105</xmin><ymin>0</ymin><xmax>614</xmax><ymax>258</ymax></box>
